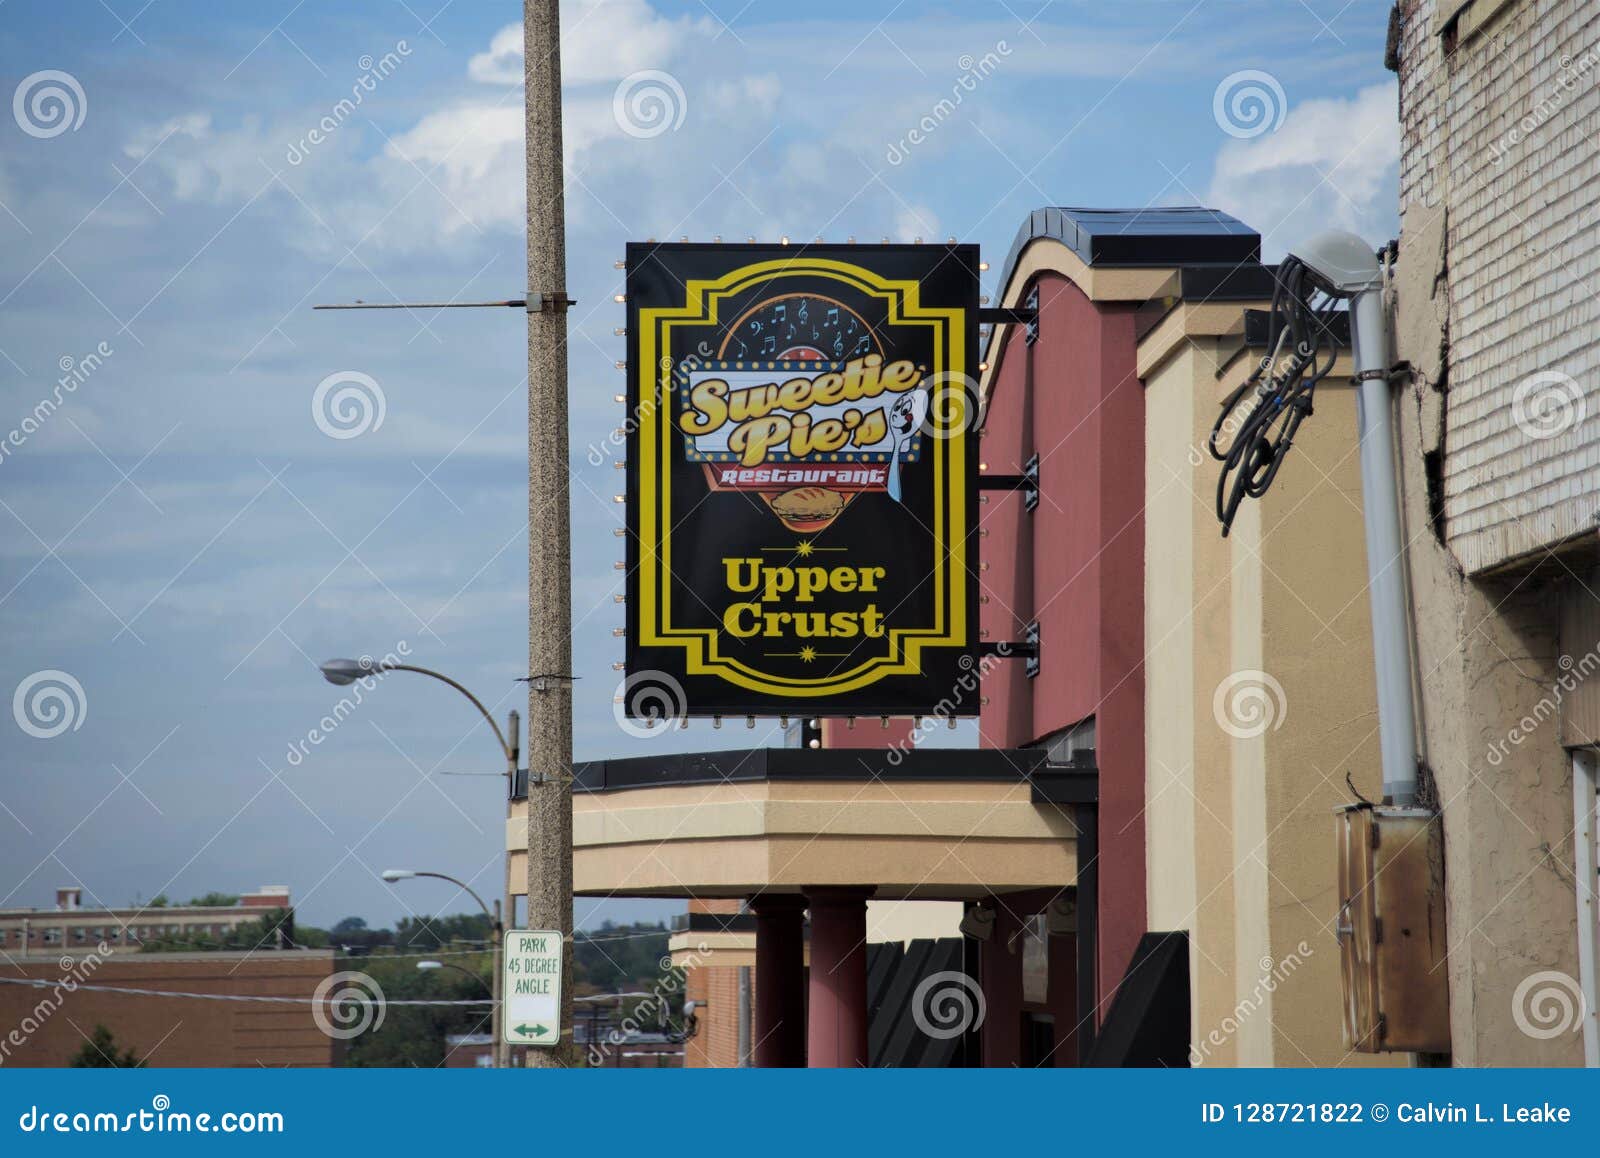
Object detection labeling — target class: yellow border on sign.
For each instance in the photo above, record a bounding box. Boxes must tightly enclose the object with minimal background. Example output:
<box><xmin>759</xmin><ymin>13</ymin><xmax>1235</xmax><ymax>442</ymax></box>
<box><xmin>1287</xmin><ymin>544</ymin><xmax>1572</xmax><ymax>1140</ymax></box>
<box><xmin>637</xmin><ymin>257</ymin><xmax>968</xmax><ymax>698</ymax></box>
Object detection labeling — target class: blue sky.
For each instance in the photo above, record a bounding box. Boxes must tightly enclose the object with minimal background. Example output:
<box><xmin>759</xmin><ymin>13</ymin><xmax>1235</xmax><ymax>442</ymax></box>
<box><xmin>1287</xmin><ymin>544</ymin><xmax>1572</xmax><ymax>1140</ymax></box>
<box><xmin>0</xmin><ymin>0</ymin><xmax>1398</xmax><ymax>931</ymax></box>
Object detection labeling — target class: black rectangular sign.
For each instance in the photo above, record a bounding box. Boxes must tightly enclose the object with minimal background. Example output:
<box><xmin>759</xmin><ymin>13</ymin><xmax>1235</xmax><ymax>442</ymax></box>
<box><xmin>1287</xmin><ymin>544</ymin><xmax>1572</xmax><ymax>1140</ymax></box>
<box><xmin>623</xmin><ymin>243</ymin><xmax>979</xmax><ymax>718</ymax></box>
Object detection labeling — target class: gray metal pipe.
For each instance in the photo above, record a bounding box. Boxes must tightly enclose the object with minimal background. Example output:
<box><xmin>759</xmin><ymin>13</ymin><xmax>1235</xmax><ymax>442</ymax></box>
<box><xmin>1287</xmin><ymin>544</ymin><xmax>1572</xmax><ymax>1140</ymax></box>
<box><xmin>1350</xmin><ymin>284</ymin><xmax>1418</xmax><ymax>805</ymax></box>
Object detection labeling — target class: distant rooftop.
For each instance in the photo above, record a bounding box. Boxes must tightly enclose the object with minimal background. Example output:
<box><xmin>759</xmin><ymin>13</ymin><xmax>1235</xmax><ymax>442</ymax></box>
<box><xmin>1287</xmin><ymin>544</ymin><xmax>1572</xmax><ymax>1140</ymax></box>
<box><xmin>993</xmin><ymin>206</ymin><xmax>1261</xmax><ymax>291</ymax></box>
<box><xmin>1</xmin><ymin>885</ymin><xmax>292</xmax><ymax>917</ymax></box>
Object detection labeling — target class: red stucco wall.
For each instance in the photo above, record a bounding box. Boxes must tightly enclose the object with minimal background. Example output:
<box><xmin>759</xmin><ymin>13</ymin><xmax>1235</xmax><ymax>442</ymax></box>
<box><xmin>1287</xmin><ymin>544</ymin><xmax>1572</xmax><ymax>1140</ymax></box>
<box><xmin>979</xmin><ymin>269</ymin><xmax>1146</xmax><ymax>1021</ymax></box>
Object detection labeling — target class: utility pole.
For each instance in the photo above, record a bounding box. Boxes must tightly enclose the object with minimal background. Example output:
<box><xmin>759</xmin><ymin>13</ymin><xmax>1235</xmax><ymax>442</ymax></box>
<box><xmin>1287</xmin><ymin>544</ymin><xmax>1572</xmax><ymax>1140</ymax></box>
<box><xmin>500</xmin><ymin>707</ymin><xmax>518</xmax><ymax>1070</ymax></box>
<box><xmin>523</xmin><ymin>0</ymin><xmax>576</xmax><ymax>1068</ymax></box>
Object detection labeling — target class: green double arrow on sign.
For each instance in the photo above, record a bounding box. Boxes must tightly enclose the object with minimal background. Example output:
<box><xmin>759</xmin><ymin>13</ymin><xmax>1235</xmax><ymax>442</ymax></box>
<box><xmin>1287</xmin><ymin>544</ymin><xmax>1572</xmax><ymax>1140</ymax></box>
<box><xmin>513</xmin><ymin>1024</ymin><xmax>548</xmax><ymax>1038</ymax></box>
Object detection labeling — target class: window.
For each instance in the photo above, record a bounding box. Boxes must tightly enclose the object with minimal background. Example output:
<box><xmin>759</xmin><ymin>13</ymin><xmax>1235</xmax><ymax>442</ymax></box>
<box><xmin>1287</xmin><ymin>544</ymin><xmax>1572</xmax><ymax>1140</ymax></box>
<box><xmin>73</xmin><ymin>927</ymin><xmax>86</xmax><ymax>943</ymax></box>
<box><xmin>42</xmin><ymin>928</ymin><xmax>61</xmax><ymax>945</ymax></box>
<box><xmin>1573</xmin><ymin>750</ymin><xmax>1599</xmax><ymax>1067</ymax></box>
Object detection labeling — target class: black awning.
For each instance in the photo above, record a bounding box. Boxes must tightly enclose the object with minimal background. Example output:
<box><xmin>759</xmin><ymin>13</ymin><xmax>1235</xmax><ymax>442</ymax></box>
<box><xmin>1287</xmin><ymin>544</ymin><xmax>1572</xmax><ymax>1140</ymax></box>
<box><xmin>512</xmin><ymin>745</ymin><xmax>1096</xmax><ymax>801</ymax></box>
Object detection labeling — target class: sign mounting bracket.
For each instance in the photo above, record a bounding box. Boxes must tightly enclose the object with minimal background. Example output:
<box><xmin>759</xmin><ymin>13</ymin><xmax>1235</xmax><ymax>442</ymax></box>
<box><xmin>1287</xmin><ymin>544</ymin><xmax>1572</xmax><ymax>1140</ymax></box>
<box><xmin>979</xmin><ymin>620</ymin><xmax>1041</xmax><ymax>678</ymax></box>
<box><xmin>976</xmin><ymin>453</ymin><xmax>1039</xmax><ymax>511</ymax></box>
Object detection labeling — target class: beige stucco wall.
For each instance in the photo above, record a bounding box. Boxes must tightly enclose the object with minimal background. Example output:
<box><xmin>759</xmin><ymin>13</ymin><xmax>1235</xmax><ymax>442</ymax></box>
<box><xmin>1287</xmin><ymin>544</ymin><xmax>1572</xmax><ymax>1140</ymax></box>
<box><xmin>1391</xmin><ymin>0</ymin><xmax>1588</xmax><ymax>1065</ymax></box>
<box><xmin>508</xmin><ymin>780</ymin><xmax>1077</xmax><ymax>900</ymax></box>
<box><xmin>1143</xmin><ymin>317</ymin><xmax>1395</xmax><ymax>1067</ymax></box>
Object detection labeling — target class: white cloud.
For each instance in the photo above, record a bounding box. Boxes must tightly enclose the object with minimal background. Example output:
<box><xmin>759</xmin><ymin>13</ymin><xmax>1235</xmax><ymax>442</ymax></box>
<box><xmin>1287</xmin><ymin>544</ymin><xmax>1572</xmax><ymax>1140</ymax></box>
<box><xmin>120</xmin><ymin>1</ymin><xmax>1229</xmax><ymax>264</ymax></box>
<box><xmin>894</xmin><ymin>204</ymin><xmax>941</xmax><ymax>243</ymax></box>
<box><xmin>122</xmin><ymin>112</ymin><xmax>211</xmax><ymax>158</ymax></box>
<box><xmin>470</xmin><ymin>0</ymin><xmax>710</xmax><ymax>86</ymax></box>
<box><xmin>1206</xmin><ymin>81</ymin><xmax>1399</xmax><ymax>257</ymax></box>
<box><xmin>467</xmin><ymin>23</ymin><xmax>526</xmax><ymax>85</ymax></box>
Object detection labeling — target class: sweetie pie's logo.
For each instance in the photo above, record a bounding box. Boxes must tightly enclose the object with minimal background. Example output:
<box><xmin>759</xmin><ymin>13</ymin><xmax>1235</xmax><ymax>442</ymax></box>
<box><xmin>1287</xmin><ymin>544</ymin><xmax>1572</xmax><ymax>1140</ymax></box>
<box><xmin>675</xmin><ymin>353</ymin><xmax>930</xmax><ymax>532</ymax></box>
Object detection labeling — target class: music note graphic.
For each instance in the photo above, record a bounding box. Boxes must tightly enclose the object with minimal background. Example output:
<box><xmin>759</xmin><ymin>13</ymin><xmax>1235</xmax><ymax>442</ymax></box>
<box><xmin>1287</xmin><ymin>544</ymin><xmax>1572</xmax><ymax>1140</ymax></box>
<box><xmin>761</xmin><ymin>334</ymin><xmax>776</xmax><ymax>354</ymax></box>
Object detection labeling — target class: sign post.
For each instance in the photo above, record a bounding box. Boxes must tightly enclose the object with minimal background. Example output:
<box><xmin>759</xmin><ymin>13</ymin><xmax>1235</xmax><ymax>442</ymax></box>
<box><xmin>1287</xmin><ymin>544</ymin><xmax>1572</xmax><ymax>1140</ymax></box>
<box><xmin>502</xmin><ymin>929</ymin><xmax>564</xmax><ymax>1048</ymax></box>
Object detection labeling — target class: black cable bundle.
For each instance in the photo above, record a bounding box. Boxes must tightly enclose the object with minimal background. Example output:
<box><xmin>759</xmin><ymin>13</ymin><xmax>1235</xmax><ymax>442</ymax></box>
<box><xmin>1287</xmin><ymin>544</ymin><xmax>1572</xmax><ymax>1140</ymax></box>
<box><xmin>1209</xmin><ymin>256</ymin><xmax>1342</xmax><ymax>536</ymax></box>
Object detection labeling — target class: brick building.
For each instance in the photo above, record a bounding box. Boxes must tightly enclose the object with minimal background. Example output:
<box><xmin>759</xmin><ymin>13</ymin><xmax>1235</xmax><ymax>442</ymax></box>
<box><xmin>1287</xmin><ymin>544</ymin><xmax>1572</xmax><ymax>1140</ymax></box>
<box><xmin>0</xmin><ymin>950</ymin><xmax>341</xmax><ymax>1067</ymax></box>
<box><xmin>1389</xmin><ymin>0</ymin><xmax>1600</xmax><ymax>1064</ymax></box>
<box><xmin>0</xmin><ymin>885</ymin><xmax>294</xmax><ymax>957</ymax></box>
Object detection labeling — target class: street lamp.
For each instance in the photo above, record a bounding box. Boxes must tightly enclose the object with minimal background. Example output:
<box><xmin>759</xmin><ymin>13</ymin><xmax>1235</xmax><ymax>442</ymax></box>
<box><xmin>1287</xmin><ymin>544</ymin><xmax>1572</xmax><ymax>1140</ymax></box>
<box><xmin>318</xmin><ymin>657</ymin><xmax>520</xmax><ymax>1067</ymax></box>
<box><xmin>318</xmin><ymin>659</ymin><xmax>519</xmax><ymax>775</ymax></box>
<box><xmin>417</xmin><ymin>959</ymin><xmax>492</xmax><ymax>992</ymax></box>
<box><xmin>382</xmin><ymin>869</ymin><xmax>503</xmax><ymax>1067</ymax></box>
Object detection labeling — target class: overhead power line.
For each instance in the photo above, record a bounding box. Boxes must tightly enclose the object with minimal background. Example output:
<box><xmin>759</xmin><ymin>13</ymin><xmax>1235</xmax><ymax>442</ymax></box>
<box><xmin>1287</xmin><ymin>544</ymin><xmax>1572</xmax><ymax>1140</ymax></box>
<box><xmin>0</xmin><ymin>976</ymin><xmax>489</xmax><ymax>1006</ymax></box>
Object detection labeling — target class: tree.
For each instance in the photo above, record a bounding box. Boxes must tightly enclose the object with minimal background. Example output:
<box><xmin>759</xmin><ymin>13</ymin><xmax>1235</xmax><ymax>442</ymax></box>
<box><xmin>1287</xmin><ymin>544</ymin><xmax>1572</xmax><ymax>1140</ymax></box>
<box><xmin>573</xmin><ymin>922</ymin><xmax>673</xmax><ymax>993</ymax></box>
<box><xmin>69</xmin><ymin>1025</ymin><xmax>144</xmax><ymax>1068</ymax></box>
<box><xmin>187</xmin><ymin>891</ymin><xmax>239</xmax><ymax>907</ymax></box>
<box><xmin>139</xmin><ymin>907</ymin><xmax>294</xmax><ymax>953</ymax></box>
<box><xmin>393</xmin><ymin>913</ymin><xmax>491</xmax><ymax>951</ymax></box>
<box><xmin>332</xmin><ymin>916</ymin><xmax>368</xmax><ymax>933</ymax></box>
<box><xmin>341</xmin><ymin>953</ymin><xmax>492</xmax><ymax>1068</ymax></box>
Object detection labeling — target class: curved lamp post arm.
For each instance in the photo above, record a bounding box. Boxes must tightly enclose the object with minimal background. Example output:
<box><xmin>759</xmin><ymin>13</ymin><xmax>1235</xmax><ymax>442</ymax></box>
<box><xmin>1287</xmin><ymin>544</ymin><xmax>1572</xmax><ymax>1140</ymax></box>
<box><xmin>378</xmin><ymin>664</ymin><xmax>513</xmax><ymax>764</ymax></box>
<box><xmin>406</xmin><ymin>870</ymin><xmax>496</xmax><ymax>927</ymax></box>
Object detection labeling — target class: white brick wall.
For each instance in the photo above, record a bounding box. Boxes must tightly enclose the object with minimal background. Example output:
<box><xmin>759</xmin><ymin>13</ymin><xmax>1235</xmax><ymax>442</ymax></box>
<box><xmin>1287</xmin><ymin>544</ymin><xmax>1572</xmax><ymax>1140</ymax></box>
<box><xmin>1400</xmin><ymin>0</ymin><xmax>1600</xmax><ymax>573</ymax></box>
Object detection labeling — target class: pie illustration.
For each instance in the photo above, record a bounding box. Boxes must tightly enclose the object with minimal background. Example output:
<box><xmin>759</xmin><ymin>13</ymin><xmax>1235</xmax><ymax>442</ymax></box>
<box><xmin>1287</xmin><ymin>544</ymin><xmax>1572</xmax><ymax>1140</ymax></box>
<box><xmin>766</xmin><ymin>486</ymin><xmax>847</xmax><ymax>533</ymax></box>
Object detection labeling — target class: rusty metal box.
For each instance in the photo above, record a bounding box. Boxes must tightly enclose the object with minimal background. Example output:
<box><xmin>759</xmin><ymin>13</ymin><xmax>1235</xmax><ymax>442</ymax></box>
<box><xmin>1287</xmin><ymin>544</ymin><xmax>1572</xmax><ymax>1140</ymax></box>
<box><xmin>1334</xmin><ymin>803</ymin><xmax>1451</xmax><ymax>1053</ymax></box>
